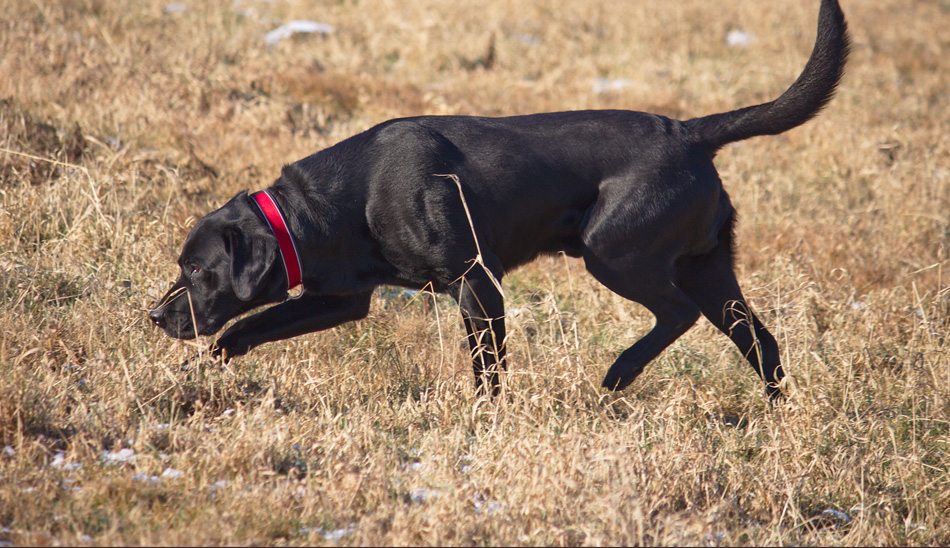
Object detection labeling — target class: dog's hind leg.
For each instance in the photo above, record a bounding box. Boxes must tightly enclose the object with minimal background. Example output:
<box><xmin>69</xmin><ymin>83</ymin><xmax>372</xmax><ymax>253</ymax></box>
<box><xmin>675</xmin><ymin>216</ymin><xmax>784</xmax><ymax>399</ymax></box>
<box><xmin>449</xmin><ymin>264</ymin><xmax>507</xmax><ymax>397</ymax></box>
<box><xmin>583</xmin><ymin>247</ymin><xmax>701</xmax><ymax>391</ymax></box>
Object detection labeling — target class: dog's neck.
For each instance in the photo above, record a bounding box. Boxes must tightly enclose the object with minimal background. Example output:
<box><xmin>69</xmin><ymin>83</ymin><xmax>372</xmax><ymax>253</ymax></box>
<box><xmin>251</xmin><ymin>190</ymin><xmax>303</xmax><ymax>293</ymax></box>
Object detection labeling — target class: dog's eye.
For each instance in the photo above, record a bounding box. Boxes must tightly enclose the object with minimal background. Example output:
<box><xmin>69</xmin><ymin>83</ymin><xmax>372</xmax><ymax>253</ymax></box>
<box><xmin>188</xmin><ymin>264</ymin><xmax>201</xmax><ymax>276</ymax></box>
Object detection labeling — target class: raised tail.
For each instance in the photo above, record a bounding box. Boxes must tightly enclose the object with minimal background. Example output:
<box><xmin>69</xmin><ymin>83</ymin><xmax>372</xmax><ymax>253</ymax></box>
<box><xmin>685</xmin><ymin>0</ymin><xmax>849</xmax><ymax>152</ymax></box>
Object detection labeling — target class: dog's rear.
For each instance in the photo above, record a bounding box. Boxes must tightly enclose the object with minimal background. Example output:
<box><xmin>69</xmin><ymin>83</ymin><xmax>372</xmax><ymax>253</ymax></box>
<box><xmin>598</xmin><ymin>0</ymin><xmax>849</xmax><ymax>396</ymax></box>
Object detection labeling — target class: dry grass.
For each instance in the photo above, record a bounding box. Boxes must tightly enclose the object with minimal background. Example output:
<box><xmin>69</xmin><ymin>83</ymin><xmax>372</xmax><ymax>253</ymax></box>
<box><xmin>1</xmin><ymin>0</ymin><xmax>948</xmax><ymax>545</ymax></box>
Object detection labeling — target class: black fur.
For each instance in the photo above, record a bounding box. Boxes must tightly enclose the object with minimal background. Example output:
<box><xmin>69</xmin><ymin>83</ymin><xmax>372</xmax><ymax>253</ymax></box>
<box><xmin>150</xmin><ymin>0</ymin><xmax>848</xmax><ymax>399</ymax></box>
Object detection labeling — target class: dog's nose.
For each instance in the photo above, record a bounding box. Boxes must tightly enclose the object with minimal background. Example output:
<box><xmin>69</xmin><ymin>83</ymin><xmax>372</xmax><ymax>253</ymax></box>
<box><xmin>148</xmin><ymin>307</ymin><xmax>166</xmax><ymax>328</ymax></box>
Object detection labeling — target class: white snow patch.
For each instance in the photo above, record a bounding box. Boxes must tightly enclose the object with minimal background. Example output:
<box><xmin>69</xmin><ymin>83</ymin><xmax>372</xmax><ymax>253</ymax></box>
<box><xmin>265</xmin><ymin>20</ymin><xmax>334</xmax><ymax>45</ymax></box>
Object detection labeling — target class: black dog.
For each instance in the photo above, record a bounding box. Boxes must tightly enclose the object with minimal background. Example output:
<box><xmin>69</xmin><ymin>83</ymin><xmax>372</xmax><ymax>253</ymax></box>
<box><xmin>150</xmin><ymin>0</ymin><xmax>848</xmax><ymax>399</ymax></box>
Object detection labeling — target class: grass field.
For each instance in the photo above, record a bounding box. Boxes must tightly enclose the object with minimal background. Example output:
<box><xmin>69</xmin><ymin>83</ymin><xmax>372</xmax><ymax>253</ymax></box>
<box><xmin>1</xmin><ymin>0</ymin><xmax>948</xmax><ymax>545</ymax></box>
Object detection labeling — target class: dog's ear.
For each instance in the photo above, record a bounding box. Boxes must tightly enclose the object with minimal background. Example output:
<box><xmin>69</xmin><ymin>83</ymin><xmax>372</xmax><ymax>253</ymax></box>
<box><xmin>227</xmin><ymin>226</ymin><xmax>275</xmax><ymax>301</ymax></box>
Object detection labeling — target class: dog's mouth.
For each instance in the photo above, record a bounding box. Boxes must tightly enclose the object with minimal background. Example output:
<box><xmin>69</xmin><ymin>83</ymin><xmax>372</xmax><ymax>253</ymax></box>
<box><xmin>149</xmin><ymin>308</ymin><xmax>227</xmax><ymax>340</ymax></box>
<box><xmin>149</xmin><ymin>286</ymin><xmax>224</xmax><ymax>339</ymax></box>
<box><xmin>149</xmin><ymin>306</ymin><xmax>195</xmax><ymax>339</ymax></box>
<box><xmin>159</xmin><ymin>320</ymin><xmax>198</xmax><ymax>340</ymax></box>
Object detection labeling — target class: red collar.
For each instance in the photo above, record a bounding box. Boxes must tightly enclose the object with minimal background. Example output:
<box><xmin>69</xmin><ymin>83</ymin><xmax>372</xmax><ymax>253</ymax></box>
<box><xmin>251</xmin><ymin>190</ymin><xmax>303</xmax><ymax>291</ymax></box>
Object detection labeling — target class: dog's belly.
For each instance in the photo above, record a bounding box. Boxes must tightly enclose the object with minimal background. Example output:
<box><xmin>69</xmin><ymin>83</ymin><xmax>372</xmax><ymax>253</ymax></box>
<box><xmin>494</xmin><ymin>205</ymin><xmax>589</xmax><ymax>269</ymax></box>
<box><xmin>535</xmin><ymin>207</ymin><xmax>587</xmax><ymax>258</ymax></box>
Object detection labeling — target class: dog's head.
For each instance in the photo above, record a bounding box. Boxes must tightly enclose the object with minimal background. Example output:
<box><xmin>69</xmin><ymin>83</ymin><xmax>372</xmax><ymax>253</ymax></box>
<box><xmin>149</xmin><ymin>191</ymin><xmax>287</xmax><ymax>339</ymax></box>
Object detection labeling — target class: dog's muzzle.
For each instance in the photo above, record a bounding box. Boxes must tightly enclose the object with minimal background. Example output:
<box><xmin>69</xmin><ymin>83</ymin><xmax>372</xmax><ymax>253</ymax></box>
<box><xmin>148</xmin><ymin>306</ymin><xmax>167</xmax><ymax>328</ymax></box>
<box><xmin>147</xmin><ymin>298</ymin><xmax>198</xmax><ymax>339</ymax></box>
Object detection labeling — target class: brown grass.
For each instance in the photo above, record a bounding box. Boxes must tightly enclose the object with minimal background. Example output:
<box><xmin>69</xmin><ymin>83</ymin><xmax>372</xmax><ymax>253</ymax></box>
<box><xmin>1</xmin><ymin>0</ymin><xmax>948</xmax><ymax>545</ymax></box>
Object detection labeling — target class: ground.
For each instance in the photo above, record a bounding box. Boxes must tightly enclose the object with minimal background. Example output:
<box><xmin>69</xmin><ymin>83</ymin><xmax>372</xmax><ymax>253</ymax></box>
<box><xmin>1</xmin><ymin>0</ymin><xmax>948</xmax><ymax>545</ymax></box>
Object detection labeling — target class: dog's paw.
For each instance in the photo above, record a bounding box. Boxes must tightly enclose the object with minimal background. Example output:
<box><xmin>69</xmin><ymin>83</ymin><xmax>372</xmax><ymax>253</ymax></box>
<box><xmin>209</xmin><ymin>339</ymin><xmax>242</xmax><ymax>363</ymax></box>
<box><xmin>601</xmin><ymin>374</ymin><xmax>629</xmax><ymax>391</ymax></box>
<box><xmin>601</xmin><ymin>361</ymin><xmax>644</xmax><ymax>391</ymax></box>
<box><xmin>209</xmin><ymin>342</ymin><xmax>230</xmax><ymax>363</ymax></box>
<box><xmin>766</xmin><ymin>383</ymin><xmax>786</xmax><ymax>404</ymax></box>
<box><xmin>210</xmin><ymin>338</ymin><xmax>248</xmax><ymax>363</ymax></box>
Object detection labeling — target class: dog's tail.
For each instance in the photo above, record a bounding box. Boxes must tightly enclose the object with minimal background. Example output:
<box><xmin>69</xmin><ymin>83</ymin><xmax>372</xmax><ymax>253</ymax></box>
<box><xmin>684</xmin><ymin>0</ymin><xmax>849</xmax><ymax>153</ymax></box>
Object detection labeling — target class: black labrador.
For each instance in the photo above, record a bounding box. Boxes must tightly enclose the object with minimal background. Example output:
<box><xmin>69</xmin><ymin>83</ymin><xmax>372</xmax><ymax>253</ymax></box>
<box><xmin>150</xmin><ymin>0</ymin><xmax>848</xmax><ymax>399</ymax></box>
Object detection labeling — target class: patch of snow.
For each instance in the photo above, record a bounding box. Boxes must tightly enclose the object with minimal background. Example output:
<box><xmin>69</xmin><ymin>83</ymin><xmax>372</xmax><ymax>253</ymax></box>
<box><xmin>132</xmin><ymin>473</ymin><xmax>162</xmax><ymax>484</ymax></box>
<box><xmin>265</xmin><ymin>20</ymin><xmax>334</xmax><ymax>46</ymax></box>
<box><xmin>51</xmin><ymin>452</ymin><xmax>82</xmax><ymax>471</ymax></box>
<box><xmin>725</xmin><ymin>30</ymin><xmax>754</xmax><ymax>48</ymax></box>
<box><xmin>592</xmin><ymin>78</ymin><xmax>632</xmax><ymax>94</ymax></box>
<box><xmin>161</xmin><ymin>467</ymin><xmax>184</xmax><ymax>480</ymax></box>
<box><xmin>821</xmin><ymin>508</ymin><xmax>852</xmax><ymax>525</ymax></box>
<box><xmin>101</xmin><ymin>448</ymin><xmax>136</xmax><ymax>465</ymax></box>
<box><xmin>409</xmin><ymin>488</ymin><xmax>440</xmax><ymax>503</ymax></box>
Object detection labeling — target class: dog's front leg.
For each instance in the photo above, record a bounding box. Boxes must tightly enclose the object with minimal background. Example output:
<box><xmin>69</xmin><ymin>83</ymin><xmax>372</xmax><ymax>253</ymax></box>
<box><xmin>451</xmin><ymin>269</ymin><xmax>507</xmax><ymax>397</ymax></box>
<box><xmin>212</xmin><ymin>291</ymin><xmax>372</xmax><ymax>360</ymax></box>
